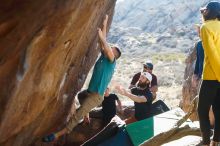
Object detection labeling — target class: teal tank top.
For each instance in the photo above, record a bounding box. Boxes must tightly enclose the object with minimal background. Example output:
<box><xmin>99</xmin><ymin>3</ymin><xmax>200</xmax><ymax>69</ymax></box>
<box><xmin>88</xmin><ymin>54</ymin><xmax>116</xmax><ymax>96</ymax></box>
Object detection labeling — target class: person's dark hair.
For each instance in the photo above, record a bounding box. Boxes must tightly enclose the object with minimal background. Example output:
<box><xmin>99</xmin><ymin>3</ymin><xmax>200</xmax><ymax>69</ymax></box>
<box><xmin>206</xmin><ymin>9</ymin><xmax>220</xmax><ymax>20</ymax></box>
<box><xmin>202</xmin><ymin>1</ymin><xmax>220</xmax><ymax>21</ymax></box>
<box><xmin>114</xmin><ymin>46</ymin><xmax>121</xmax><ymax>59</ymax></box>
<box><xmin>218</xmin><ymin>14</ymin><xmax>220</xmax><ymax>20</ymax></box>
<box><xmin>144</xmin><ymin>62</ymin><xmax>153</xmax><ymax>70</ymax></box>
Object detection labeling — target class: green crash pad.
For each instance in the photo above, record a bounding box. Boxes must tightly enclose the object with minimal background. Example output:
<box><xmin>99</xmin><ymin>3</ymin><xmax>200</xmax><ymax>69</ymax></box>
<box><xmin>125</xmin><ymin>108</ymin><xmax>190</xmax><ymax>146</ymax></box>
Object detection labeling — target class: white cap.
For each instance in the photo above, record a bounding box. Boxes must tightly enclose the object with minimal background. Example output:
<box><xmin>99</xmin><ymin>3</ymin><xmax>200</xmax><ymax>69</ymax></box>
<box><xmin>141</xmin><ymin>72</ymin><xmax>152</xmax><ymax>82</ymax></box>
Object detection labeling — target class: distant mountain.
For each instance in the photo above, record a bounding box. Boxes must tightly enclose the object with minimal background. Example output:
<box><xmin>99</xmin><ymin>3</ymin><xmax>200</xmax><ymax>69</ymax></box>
<box><xmin>108</xmin><ymin>0</ymin><xmax>209</xmax><ymax>55</ymax></box>
<box><xmin>113</xmin><ymin>0</ymin><xmax>209</xmax><ymax>32</ymax></box>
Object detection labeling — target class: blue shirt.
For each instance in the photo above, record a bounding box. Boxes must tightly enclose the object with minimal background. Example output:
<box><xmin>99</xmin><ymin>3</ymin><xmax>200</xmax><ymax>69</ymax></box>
<box><xmin>88</xmin><ymin>54</ymin><xmax>116</xmax><ymax>96</ymax></box>
<box><xmin>194</xmin><ymin>41</ymin><xmax>204</xmax><ymax>78</ymax></box>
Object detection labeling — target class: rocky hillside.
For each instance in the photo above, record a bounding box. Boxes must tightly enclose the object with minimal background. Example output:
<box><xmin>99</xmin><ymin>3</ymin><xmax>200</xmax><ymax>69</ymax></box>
<box><xmin>113</xmin><ymin>0</ymin><xmax>208</xmax><ymax>32</ymax></box>
<box><xmin>106</xmin><ymin>0</ymin><xmax>210</xmax><ymax>108</ymax></box>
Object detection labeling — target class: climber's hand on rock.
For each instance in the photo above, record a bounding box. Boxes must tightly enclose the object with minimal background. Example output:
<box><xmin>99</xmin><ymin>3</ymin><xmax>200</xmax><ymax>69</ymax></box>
<box><xmin>103</xmin><ymin>14</ymin><xmax>108</xmax><ymax>27</ymax></box>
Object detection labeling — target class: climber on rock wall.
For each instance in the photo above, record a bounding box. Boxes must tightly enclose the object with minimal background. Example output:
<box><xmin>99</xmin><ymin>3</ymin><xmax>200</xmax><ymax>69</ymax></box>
<box><xmin>42</xmin><ymin>14</ymin><xmax>121</xmax><ymax>142</ymax></box>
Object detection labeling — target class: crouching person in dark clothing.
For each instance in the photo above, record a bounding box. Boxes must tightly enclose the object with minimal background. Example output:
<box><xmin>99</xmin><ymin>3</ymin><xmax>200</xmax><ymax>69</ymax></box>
<box><xmin>116</xmin><ymin>72</ymin><xmax>153</xmax><ymax>124</ymax></box>
<box><xmin>102</xmin><ymin>87</ymin><xmax>122</xmax><ymax>126</ymax></box>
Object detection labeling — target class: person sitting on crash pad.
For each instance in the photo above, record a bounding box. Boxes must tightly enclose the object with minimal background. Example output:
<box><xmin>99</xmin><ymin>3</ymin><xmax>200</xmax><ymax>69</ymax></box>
<box><xmin>116</xmin><ymin>72</ymin><xmax>153</xmax><ymax>124</ymax></box>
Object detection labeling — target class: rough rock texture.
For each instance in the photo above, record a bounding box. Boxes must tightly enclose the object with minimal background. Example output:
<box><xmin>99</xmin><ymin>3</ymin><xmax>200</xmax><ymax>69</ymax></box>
<box><xmin>181</xmin><ymin>44</ymin><xmax>198</xmax><ymax>120</ymax></box>
<box><xmin>66</xmin><ymin>105</ymin><xmax>134</xmax><ymax>145</ymax></box>
<box><xmin>181</xmin><ymin>43</ymin><xmax>215</xmax><ymax>123</ymax></box>
<box><xmin>0</xmin><ymin>0</ymin><xmax>116</xmax><ymax>145</ymax></box>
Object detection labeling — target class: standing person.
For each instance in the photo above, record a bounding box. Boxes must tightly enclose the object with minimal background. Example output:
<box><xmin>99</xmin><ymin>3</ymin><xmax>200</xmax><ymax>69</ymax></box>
<box><xmin>102</xmin><ymin>87</ymin><xmax>122</xmax><ymax>126</ymax></box>
<box><xmin>191</xmin><ymin>24</ymin><xmax>204</xmax><ymax>88</ymax></box>
<box><xmin>42</xmin><ymin>15</ymin><xmax>121</xmax><ymax>142</ymax></box>
<box><xmin>129</xmin><ymin>62</ymin><xmax>158</xmax><ymax>100</ymax></box>
<box><xmin>191</xmin><ymin>24</ymin><xmax>215</xmax><ymax>128</ymax></box>
<box><xmin>198</xmin><ymin>1</ymin><xmax>220</xmax><ymax>146</ymax></box>
<box><xmin>117</xmin><ymin>72</ymin><xmax>153</xmax><ymax>124</ymax></box>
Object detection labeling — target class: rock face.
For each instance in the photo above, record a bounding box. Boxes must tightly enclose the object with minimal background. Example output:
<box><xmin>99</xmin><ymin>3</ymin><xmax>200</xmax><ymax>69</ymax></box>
<box><xmin>0</xmin><ymin>0</ymin><xmax>116</xmax><ymax>145</ymax></box>
<box><xmin>65</xmin><ymin>107</ymin><xmax>134</xmax><ymax>145</ymax></box>
<box><xmin>181</xmin><ymin>44</ymin><xmax>198</xmax><ymax>120</ymax></box>
<box><xmin>181</xmin><ymin>43</ymin><xmax>215</xmax><ymax>123</ymax></box>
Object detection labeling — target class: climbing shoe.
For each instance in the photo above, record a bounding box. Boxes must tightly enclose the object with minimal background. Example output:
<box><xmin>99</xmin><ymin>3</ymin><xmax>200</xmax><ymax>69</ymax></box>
<box><xmin>42</xmin><ymin>133</ymin><xmax>56</xmax><ymax>142</ymax></box>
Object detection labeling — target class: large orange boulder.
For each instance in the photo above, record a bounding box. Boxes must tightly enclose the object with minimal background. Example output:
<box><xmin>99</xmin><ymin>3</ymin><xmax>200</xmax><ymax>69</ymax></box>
<box><xmin>181</xmin><ymin>45</ymin><xmax>198</xmax><ymax>120</ymax></box>
<box><xmin>0</xmin><ymin>0</ymin><xmax>116</xmax><ymax>145</ymax></box>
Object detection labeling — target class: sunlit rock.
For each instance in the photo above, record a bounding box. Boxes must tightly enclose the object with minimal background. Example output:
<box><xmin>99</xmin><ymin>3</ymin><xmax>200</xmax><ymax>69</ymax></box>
<box><xmin>0</xmin><ymin>0</ymin><xmax>116</xmax><ymax>145</ymax></box>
